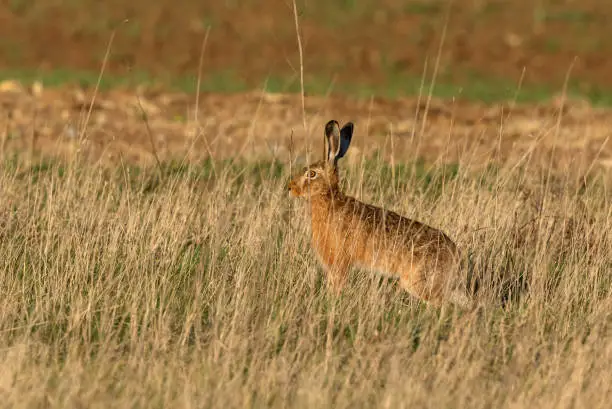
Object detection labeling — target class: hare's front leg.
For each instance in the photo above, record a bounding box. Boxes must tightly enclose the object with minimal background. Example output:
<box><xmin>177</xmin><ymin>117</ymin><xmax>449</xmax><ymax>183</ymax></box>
<box><xmin>314</xmin><ymin>251</ymin><xmax>351</xmax><ymax>296</ymax></box>
<box><xmin>311</xmin><ymin>231</ymin><xmax>352</xmax><ymax>295</ymax></box>
<box><xmin>325</xmin><ymin>257</ymin><xmax>351</xmax><ymax>296</ymax></box>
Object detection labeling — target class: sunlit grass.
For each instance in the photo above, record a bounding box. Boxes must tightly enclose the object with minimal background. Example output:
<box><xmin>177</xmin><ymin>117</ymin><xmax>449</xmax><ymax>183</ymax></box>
<box><xmin>0</xmin><ymin>153</ymin><xmax>609</xmax><ymax>407</ymax></box>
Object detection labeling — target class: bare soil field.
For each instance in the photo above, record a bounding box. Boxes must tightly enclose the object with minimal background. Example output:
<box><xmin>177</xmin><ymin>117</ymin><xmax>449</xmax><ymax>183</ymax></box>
<box><xmin>1</xmin><ymin>80</ymin><xmax>611</xmax><ymax>176</ymax></box>
<box><xmin>2</xmin><ymin>1</ymin><xmax>612</xmax><ymax>172</ymax></box>
<box><xmin>2</xmin><ymin>1</ymin><xmax>612</xmax><ymax>92</ymax></box>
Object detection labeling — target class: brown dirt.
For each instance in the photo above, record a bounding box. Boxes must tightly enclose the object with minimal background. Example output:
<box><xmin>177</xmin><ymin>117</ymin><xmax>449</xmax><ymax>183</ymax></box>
<box><xmin>1</xmin><ymin>1</ymin><xmax>612</xmax><ymax>90</ymax></box>
<box><xmin>1</xmin><ymin>1</ymin><xmax>612</xmax><ymax>172</ymax></box>
<box><xmin>1</xmin><ymin>79</ymin><xmax>611</xmax><ymax>177</ymax></box>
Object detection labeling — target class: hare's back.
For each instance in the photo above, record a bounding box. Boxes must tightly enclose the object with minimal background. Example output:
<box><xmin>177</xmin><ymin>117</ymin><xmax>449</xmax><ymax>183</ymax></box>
<box><xmin>342</xmin><ymin>197</ymin><xmax>458</xmax><ymax>255</ymax></box>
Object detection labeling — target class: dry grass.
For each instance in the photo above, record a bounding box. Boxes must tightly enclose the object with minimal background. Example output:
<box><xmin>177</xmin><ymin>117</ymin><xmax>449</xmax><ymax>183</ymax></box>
<box><xmin>0</xmin><ymin>149</ymin><xmax>610</xmax><ymax>408</ymax></box>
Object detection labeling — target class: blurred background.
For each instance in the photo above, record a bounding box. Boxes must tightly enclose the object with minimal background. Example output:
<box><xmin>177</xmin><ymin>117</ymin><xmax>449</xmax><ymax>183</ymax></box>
<box><xmin>1</xmin><ymin>0</ymin><xmax>611</xmax><ymax>103</ymax></box>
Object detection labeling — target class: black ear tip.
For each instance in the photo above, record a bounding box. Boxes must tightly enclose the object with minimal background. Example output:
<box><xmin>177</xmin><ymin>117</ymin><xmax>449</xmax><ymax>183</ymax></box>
<box><xmin>325</xmin><ymin>119</ymin><xmax>339</xmax><ymax>133</ymax></box>
<box><xmin>341</xmin><ymin>122</ymin><xmax>354</xmax><ymax>137</ymax></box>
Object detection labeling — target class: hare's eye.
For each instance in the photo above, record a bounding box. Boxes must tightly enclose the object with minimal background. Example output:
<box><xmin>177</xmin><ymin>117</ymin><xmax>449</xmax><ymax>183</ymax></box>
<box><xmin>306</xmin><ymin>170</ymin><xmax>317</xmax><ymax>179</ymax></box>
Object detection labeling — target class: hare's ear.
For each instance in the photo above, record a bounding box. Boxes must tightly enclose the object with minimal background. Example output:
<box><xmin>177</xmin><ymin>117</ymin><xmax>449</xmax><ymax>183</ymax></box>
<box><xmin>324</xmin><ymin>120</ymin><xmax>341</xmax><ymax>163</ymax></box>
<box><xmin>336</xmin><ymin>122</ymin><xmax>353</xmax><ymax>160</ymax></box>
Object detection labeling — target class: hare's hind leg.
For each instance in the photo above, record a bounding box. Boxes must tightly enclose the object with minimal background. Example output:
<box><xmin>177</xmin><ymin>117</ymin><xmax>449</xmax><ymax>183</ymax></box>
<box><xmin>398</xmin><ymin>265</ymin><xmax>447</xmax><ymax>306</ymax></box>
<box><xmin>398</xmin><ymin>270</ymin><xmax>432</xmax><ymax>305</ymax></box>
<box><xmin>399</xmin><ymin>268</ymin><xmax>473</xmax><ymax>308</ymax></box>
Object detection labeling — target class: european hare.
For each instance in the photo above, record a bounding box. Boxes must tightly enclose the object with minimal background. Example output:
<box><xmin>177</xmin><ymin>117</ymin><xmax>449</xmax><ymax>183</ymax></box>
<box><xmin>288</xmin><ymin>120</ymin><xmax>472</xmax><ymax>307</ymax></box>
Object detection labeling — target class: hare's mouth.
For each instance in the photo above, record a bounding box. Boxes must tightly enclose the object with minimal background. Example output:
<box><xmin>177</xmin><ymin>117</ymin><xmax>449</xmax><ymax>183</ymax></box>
<box><xmin>289</xmin><ymin>187</ymin><xmax>304</xmax><ymax>198</ymax></box>
<box><xmin>287</xmin><ymin>182</ymin><xmax>301</xmax><ymax>197</ymax></box>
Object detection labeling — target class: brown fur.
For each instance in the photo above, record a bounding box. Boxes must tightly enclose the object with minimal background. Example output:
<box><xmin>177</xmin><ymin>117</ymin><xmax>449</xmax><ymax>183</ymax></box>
<box><xmin>288</xmin><ymin>121</ymin><xmax>471</xmax><ymax>307</ymax></box>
